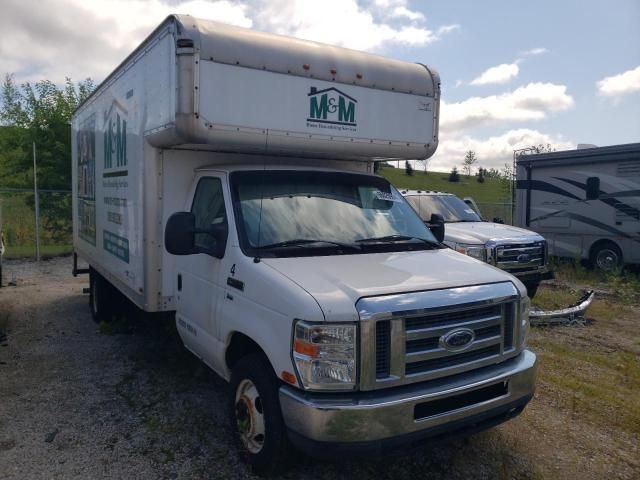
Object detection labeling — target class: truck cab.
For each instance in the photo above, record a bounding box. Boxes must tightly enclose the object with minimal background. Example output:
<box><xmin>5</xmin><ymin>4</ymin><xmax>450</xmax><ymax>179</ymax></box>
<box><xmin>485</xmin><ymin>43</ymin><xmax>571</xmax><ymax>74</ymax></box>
<box><xmin>403</xmin><ymin>190</ymin><xmax>551</xmax><ymax>297</ymax></box>
<box><xmin>159</xmin><ymin>162</ymin><xmax>537</xmax><ymax>473</ymax></box>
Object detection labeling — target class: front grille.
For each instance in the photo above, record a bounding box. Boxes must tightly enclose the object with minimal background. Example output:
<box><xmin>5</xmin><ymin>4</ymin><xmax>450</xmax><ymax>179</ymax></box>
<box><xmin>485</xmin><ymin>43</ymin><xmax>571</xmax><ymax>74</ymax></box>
<box><xmin>375</xmin><ymin>321</ymin><xmax>391</xmax><ymax>378</ymax></box>
<box><xmin>405</xmin><ymin>345</ymin><xmax>501</xmax><ymax>375</ymax></box>
<box><xmin>495</xmin><ymin>241</ymin><xmax>545</xmax><ymax>272</ymax></box>
<box><xmin>401</xmin><ymin>302</ymin><xmax>515</xmax><ymax>381</ymax></box>
<box><xmin>360</xmin><ymin>282</ymin><xmax>521</xmax><ymax>391</ymax></box>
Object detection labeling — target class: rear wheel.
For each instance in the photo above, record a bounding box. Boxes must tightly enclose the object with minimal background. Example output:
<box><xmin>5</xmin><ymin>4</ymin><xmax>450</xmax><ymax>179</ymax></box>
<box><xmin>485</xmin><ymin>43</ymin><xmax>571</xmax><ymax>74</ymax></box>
<box><xmin>230</xmin><ymin>353</ymin><xmax>290</xmax><ymax>476</ymax></box>
<box><xmin>89</xmin><ymin>268</ymin><xmax>114</xmax><ymax>323</ymax></box>
<box><xmin>590</xmin><ymin>242</ymin><xmax>623</xmax><ymax>272</ymax></box>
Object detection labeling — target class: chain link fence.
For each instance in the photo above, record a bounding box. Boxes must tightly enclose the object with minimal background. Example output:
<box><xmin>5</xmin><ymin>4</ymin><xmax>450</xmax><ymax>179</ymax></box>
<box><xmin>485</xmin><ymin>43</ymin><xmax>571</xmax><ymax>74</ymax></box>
<box><xmin>0</xmin><ymin>190</ymin><xmax>72</xmax><ymax>259</ymax></box>
<box><xmin>475</xmin><ymin>202</ymin><xmax>514</xmax><ymax>225</ymax></box>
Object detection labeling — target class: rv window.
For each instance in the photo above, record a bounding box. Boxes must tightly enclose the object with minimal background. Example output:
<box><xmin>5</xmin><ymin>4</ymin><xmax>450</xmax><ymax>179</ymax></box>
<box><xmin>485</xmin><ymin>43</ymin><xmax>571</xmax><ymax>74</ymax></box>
<box><xmin>586</xmin><ymin>177</ymin><xmax>600</xmax><ymax>200</ymax></box>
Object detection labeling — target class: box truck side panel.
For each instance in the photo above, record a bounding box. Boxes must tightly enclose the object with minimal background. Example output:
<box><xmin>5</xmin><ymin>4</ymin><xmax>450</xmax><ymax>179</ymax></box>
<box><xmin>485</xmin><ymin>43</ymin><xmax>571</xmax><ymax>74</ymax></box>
<box><xmin>73</xmin><ymin>29</ymin><xmax>176</xmax><ymax>309</ymax></box>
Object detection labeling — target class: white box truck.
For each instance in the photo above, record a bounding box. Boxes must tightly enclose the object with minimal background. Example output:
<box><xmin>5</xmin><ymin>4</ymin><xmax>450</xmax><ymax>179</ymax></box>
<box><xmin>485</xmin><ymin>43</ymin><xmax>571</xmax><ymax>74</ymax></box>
<box><xmin>72</xmin><ymin>15</ymin><xmax>536</xmax><ymax>475</ymax></box>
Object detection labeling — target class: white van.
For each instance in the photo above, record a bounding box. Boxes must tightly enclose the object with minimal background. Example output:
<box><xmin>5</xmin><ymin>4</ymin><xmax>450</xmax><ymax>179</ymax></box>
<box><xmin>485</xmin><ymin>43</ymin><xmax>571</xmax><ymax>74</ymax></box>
<box><xmin>72</xmin><ymin>15</ymin><xmax>536</xmax><ymax>475</ymax></box>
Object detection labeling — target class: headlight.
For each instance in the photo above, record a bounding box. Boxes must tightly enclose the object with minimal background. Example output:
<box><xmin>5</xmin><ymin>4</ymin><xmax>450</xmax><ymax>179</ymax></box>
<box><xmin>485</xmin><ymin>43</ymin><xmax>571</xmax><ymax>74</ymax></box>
<box><xmin>455</xmin><ymin>243</ymin><xmax>487</xmax><ymax>262</ymax></box>
<box><xmin>519</xmin><ymin>296</ymin><xmax>530</xmax><ymax>347</ymax></box>
<box><xmin>293</xmin><ymin>320</ymin><xmax>356</xmax><ymax>390</ymax></box>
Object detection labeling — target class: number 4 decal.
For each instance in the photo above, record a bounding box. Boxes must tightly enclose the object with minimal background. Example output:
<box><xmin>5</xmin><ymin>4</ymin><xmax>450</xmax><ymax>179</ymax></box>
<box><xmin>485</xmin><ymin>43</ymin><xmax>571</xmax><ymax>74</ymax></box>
<box><xmin>230</xmin><ymin>264</ymin><xmax>236</xmax><ymax>276</ymax></box>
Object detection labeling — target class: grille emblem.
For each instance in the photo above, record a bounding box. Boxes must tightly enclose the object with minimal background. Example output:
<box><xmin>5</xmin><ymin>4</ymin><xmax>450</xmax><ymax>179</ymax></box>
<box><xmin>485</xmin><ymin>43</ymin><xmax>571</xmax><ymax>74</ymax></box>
<box><xmin>517</xmin><ymin>253</ymin><xmax>531</xmax><ymax>263</ymax></box>
<box><xmin>440</xmin><ymin>328</ymin><xmax>475</xmax><ymax>352</ymax></box>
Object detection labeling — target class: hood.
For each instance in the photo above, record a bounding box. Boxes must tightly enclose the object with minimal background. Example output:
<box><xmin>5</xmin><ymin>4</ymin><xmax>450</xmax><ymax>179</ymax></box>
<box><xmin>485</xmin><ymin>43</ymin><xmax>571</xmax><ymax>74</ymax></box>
<box><xmin>444</xmin><ymin>222</ymin><xmax>544</xmax><ymax>245</ymax></box>
<box><xmin>262</xmin><ymin>249</ymin><xmax>519</xmax><ymax>322</ymax></box>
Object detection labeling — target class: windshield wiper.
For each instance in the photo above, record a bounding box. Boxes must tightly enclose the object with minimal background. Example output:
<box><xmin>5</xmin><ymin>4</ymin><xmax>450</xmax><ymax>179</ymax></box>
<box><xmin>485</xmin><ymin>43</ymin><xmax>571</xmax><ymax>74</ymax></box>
<box><xmin>356</xmin><ymin>235</ymin><xmax>440</xmax><ymax>246</ymax></box>
<box><xmin>259</xmin><ymin>239</ymin><xmax>362</xmax><ymax>251</ymax></box>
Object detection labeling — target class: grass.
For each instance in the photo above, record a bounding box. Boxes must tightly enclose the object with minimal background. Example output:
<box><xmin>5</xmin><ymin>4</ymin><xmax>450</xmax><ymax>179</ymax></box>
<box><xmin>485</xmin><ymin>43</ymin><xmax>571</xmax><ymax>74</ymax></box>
<box><xmin>379</xmin><ymin>166</ymin><xmax>508</xmax><ymax>203</ymax></box>
<box><xmin>530</xmin><ymin>332</ymin><xmax>640</xmax><ymax>435</ymax></box>
<box><xmin>527</xmin><ymin>267</ymin><xmax>640</xmax><ymax>440</ymax></box>
<box><xmin>3</xmin><ymin>244</ymin><xmax>72</xmax><ymax>259</ymax></box>
<box><xmin>1</xmin><ymin>192</ymin><xmax>72</xmax><ymax>254</ymax></box>
<box><xmin>549</xmin><ymin>258</ymin><xmax>640</xmax><ymax>304</ymax></box>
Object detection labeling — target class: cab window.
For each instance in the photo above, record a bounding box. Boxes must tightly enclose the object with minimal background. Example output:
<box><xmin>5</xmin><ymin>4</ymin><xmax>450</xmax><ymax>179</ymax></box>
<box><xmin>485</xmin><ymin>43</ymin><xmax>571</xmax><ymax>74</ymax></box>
<box><xmin>191</xmin><ymin>177</ymin><xmax>227</xmax><ymax>251</ymax></box>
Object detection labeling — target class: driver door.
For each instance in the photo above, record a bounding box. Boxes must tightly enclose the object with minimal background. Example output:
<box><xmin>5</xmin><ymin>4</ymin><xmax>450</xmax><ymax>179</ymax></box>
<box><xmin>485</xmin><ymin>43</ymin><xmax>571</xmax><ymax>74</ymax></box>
<box><xmin>175</xmin><ymin>175</ymin><xmax>228</xmax><ymax>364</ymax></box>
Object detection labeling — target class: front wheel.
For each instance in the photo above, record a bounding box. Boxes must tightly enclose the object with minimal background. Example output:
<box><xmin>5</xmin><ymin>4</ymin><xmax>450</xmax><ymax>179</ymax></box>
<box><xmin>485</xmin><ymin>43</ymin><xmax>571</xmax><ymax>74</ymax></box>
<box><xmin>230</xmin><ymin>353</ymin><xmax>290</xmax><ymax>476</ymax></box>
<box><xmin>523</xmin><ymin>281</ymin><xmax>539</xmax><ymax>299</ymax></box>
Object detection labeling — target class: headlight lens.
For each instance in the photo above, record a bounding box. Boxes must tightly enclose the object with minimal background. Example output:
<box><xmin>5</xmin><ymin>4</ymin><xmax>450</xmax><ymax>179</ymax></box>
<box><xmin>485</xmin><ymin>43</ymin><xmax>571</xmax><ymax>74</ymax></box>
<box><xmin>519</xmin><ymin>296</ymin><xmax>530</xmax><ymax>347</ymax></box>
<box><xmin>293</xmin><ymin>321</ymin><xmax>356</xmax><ymax>390</ymax></box>
<box><xmin>455</xmin><ymin>243</ymin><xmax>487</xmax><ymax>262</ymax></box>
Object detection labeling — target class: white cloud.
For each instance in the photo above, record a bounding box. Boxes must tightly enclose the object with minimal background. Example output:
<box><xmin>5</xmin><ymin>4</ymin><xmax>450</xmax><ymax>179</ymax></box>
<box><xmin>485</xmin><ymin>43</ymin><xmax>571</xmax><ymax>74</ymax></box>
<box><xmin>520</xmin><ymin>47</ymin><xmax>547</xmax><ymax>56</ymax></box>
<box><xmin>0</xmin><ymin>0</ymin><xmax>252</xmax><ymax>84</ymax></box>
<box><xmin>428</xmin><ymin>128</ymin><xmax>574</xmax><ymax>172</ymax></box>
<box><xmin>470</xmin><ymin>62</ymin><xmax>520</xmax><ymax>86</ymax></box>
<box><xmin>597</xmin><ymin>66</ymin><xmax>640</xmax><ymax>98</ymax></box>
<box><xmin>251</xmin><ymin>0</ymin><xmax>453</xmax><ymax>51</ymax></box>
<box><xmin>0</xmin><ymin>0</ymin><xmax>458</xmax><ymax>85</ymax></box>
<box><xmin>441</xmin><ymin>82</ymin><xmax>575</xmax><ymax>132</ymax></box>
<box><xmin>436</xmin><ymin>24</ymin><xmax>460</xmax><ymax>36</ymax></box>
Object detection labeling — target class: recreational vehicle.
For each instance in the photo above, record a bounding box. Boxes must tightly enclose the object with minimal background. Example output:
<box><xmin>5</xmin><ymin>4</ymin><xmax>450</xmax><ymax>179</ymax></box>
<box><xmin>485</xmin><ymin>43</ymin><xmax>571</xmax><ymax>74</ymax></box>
<box><xmin>515</xmin><ymin>143</ymin><xmax>640</xmax><ymax>270</ymax></box>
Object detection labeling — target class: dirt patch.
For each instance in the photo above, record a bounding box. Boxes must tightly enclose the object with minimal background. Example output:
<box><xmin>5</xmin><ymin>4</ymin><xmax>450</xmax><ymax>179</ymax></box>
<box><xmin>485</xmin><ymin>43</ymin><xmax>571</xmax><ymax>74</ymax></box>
<box><xmin>0</xmin><ymin>257</ymin><xmax>638</xmax><ymax>479</ymax></box>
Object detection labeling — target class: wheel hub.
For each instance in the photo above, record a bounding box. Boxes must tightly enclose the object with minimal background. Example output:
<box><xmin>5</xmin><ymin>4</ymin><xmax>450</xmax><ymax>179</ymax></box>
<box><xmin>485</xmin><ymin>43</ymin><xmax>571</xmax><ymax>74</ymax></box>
<box><xmin>597</xmin><ymin>249</ymin><xmax>618</xmax><ymax>271</ymax></box>
<box><xmin>235</xmin><ymin>379</ymin><xmax>265</xmax><ymax>454</ymax></box>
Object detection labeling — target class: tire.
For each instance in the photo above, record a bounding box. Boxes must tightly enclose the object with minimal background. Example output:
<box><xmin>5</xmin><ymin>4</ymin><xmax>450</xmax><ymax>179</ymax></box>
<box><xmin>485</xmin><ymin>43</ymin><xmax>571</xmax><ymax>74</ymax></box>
<box><xmin>523</xmin><ymin>282</ymin><xmax>539</xmax><ymax>299</ymax></box>
<box><xmin>89</xmin><ymin>268</ymin><xmax>114</xmax><ymax>323</ymax></box>
<box><xmin>230</xmin><ymin>353</ymin><xmax>290</xmax><ymax>476</ymax></box>
<box><xmin>590</xmin><ymin>242</ymin><xmax>623</xmax><ymax>272</ymax></box>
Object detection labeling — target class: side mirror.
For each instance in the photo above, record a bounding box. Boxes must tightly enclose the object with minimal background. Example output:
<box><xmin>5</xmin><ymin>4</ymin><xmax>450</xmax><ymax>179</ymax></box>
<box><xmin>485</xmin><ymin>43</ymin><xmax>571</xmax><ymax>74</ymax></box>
<box><xmin>427</xmin><ymin>213</ymin><xmax>445</xmax><ymax>243</ymax></box>
<box><xmin>165</xmin><ymin>212</ymin><xmax>196</xmax><ymax>255</ymax></box>
<box><xmin>165</xmin><ymin>212</ymin><xmax>229</xmax><ymax>258</ymax></box>
<box><xmin>586</xmin><ymin>177</ymin><xmax>600</xmax><ymax>200</ymax></box>
<box><xmin>493</xmin><ymin>217</ymin><xmax>505</xmax><ymax>224</ymax></box>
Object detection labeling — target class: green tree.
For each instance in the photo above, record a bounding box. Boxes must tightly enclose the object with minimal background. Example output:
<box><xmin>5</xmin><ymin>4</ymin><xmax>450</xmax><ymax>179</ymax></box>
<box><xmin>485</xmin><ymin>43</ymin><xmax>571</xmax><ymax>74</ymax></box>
<box><xmin>0</xmin><ymin>74</ymin><xmax>95</xmax><ymax>242</ymax></box>
<box><xmin>499</xmin><ymin>162</ymin><xmax>514</xmax><ymax>201</ymax></box>
<box><xmin>462</xmin><ymin>150</ymin><xmax>477</xmax><ymax>176</ymax></box>
<box><xmin>448</xmin><ymin>166</ymin><xmax>460</xmax><ymax>182</ymax></box>
<box><xmin>405</xmin><ymin>160</ymin><xmax>413</xmax><ymax>176</ymax></box>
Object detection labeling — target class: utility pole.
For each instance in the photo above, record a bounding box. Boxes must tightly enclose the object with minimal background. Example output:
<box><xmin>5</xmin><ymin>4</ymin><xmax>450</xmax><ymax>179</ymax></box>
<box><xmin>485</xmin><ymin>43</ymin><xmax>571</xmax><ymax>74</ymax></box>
<box><xmin>33</xmin><ymin>142</ymin><xmax>41</xmax><ymax>262</ymax></box>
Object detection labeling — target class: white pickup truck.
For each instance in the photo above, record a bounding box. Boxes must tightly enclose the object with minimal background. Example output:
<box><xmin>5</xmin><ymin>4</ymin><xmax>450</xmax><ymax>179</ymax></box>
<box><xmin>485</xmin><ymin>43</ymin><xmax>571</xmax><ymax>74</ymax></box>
<box><xmin>72</xmin><ymin>15</ymin><xmax>536</xmax><ymax>475</ymax></box>
<box><xmin>403</xmin><ymin>191</ymin><xmax>551</xmax><ymax>297</ymax></box>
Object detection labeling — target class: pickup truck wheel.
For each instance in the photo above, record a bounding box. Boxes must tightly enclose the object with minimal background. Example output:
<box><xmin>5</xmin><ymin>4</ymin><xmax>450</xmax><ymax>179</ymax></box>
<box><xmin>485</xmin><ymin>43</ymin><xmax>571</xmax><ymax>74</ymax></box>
<box><xmin>89</xmin><ymin>268</ymin><xmax>113</xmax><ymax>323</ymax></box>
<box><xmin>230</xmin><ymin>353</ymin><xmax>290</xmax><ymax>476</ymax></box>
<box><xmin>523</xmin><ymin>282</ymin><xmax>539</xmax><ymax>299</ymax></box>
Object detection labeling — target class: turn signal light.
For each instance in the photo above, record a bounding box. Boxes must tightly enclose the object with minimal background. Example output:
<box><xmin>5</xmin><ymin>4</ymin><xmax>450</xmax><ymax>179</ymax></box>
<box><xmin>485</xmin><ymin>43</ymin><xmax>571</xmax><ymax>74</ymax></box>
<box><xmin>294</xmin><ymin>340</ymin><xmax>320</xmax><ymax>358</ymax></box>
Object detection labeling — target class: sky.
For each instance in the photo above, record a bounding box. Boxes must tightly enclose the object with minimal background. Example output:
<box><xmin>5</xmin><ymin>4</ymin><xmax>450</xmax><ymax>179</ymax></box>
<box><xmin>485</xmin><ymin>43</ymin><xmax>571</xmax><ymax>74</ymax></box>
<box><xmin>1</xmin><ymin>0</ymin><xmax>639</xmax><ymax>172</ymax></box>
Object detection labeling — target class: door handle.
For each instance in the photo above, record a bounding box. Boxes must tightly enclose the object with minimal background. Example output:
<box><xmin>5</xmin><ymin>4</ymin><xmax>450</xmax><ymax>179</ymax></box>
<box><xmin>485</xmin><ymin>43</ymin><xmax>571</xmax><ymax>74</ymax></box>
<box><xmin>177</xmin><ymin>274</ymin><xmax>182</xmax><ymax>291</ymax></box>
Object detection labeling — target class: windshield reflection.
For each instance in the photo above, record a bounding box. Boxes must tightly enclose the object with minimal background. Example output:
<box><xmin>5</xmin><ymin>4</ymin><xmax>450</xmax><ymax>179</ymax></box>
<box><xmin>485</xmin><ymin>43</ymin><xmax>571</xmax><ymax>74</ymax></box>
<box><xmin>230</xmin><ymin>170</ymin><xmax>437</xmax><ymax>257</ymax></box>
<box><xmin>405</xmin><ymin>194</ymin><xmax>482</xmax><ymax>223</ymax></box>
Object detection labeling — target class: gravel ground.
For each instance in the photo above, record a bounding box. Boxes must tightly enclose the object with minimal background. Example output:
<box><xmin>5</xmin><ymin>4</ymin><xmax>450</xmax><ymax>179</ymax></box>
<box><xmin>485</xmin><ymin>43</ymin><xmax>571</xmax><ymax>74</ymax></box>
<box><xmin>0</xmin><ymin>256</ymin><xmax>637</xmax><ymax>479</ymax></box>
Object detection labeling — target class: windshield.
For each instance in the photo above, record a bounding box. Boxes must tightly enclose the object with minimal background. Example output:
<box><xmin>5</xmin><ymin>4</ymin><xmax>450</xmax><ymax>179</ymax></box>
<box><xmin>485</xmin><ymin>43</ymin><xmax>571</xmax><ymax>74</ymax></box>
<box><xmin>405</xmin><ymin>194</ymin><xmax>482</xmax><ymax>223</ymax></box>
<box><xmin>230</xmin><ymin>170</ymin><xmax>438</xmax><ymax>257</ymax></box>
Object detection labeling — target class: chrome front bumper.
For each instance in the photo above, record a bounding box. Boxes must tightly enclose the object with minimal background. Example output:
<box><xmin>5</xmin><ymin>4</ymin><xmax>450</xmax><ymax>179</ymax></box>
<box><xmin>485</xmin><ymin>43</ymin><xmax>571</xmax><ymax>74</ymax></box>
<box><xmin>279</xmin><ymin>350</ymin><xmax>536</xmax><ymax>445</ymax></box>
